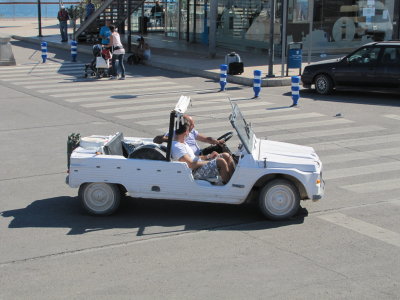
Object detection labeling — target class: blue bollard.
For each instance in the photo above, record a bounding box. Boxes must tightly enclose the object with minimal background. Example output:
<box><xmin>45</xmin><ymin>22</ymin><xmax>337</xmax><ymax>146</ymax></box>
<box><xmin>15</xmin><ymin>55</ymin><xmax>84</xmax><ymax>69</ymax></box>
<box><xmin>220</xmin><ymin>64</ymin><xmax>227</xmax><ymax>91</ymax></box>
<box><xmin>41</xmin><ymin>42</ymin><xmax>47</xmax><ymax>63</ymax></box>
<box><xmin>291</xmin><ymin>76</ymin><xmax>301</xmax><ymax>106</ymax></box>
<box><xmin>253</xmin><ymin>70</ymin><xmax>262</xmax><ymax>98</ymax></box>
<box><xmin>70</xmin><ymin>40</ymin><xmax>77</xmax><ymax>62</ymax></box>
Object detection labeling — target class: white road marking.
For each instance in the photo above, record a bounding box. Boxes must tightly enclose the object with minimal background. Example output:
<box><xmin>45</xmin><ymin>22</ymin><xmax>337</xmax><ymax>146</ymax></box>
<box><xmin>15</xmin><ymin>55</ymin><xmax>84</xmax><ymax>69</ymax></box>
<box><xmin>0</xmin><ymin>69</ymin><xmax>82</xmax><ymax>77</ymax></box>
<box><xmin>194</xmin><ymin>108</ymin><xmax>299</xmax><ymax>129</ymax></box>
<box><xmin>24</xmin><ymin>77</ymin><xmax>159</xmax><ymax>89</ymax></box>
<box><xmin>116</xmin><ymin>101</ymin><xmax>263</xmax><ymax>120</ymax></box>
<box><xmin>52</xmin><ymin>84</ymin><xmax>193</xmax><ymax>98</ymax></box>
<box><xmin>322</xmin><ymin>147</ymin><xmax>400</xmax><ymax>164</ymax></box>
<box><xmin>324</xmin><ymin>161</ymin><xmax>400</xmax><ymax>180</ymax></box>
<box><xmin>255</xmin><ymin>118</ymin><xmax>353</xmax><ymax>132</ymax></box>
<box><xmin>311</xmin><ymin>133</ymin><xmax>400</xmax><ymax>151</ymax></box>
<box><xmin>384</xmin><ymin>114</ymin><xmax>400</xmax><ymax>121</ymax></box>
<box><xmin>342</xmin><ymin>178</ymin><xmax>400</xmax><ymax>193</ymax></box>
<box><xmin>318</xmin><ymin>213</ymin><xmax>400</xmax><ymax>248</ymax></box>
<box><xmin>39</xmin><ymin>80</ymin><xmax>175</xmax><ymax>93</ymax></box>
<box><xmin>81</xmin><ymin>92</ymin><xmax>229</xmax><ymax>108</ymax></box>
<box><xmin>0</xmin><ymin>62</ymin><xmax>83</xmax><ymax>71</ymax></box>
<box><xmin>268</xmin><ymin>125</ymin><xmax>385</xmax><ymax>141</ymax></box>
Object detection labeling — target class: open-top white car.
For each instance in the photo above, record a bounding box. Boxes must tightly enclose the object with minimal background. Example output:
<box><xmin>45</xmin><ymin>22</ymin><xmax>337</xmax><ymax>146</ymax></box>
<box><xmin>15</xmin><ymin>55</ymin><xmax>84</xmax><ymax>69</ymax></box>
<box><xmin>66</xmin><ymin>96</ymin><xmax>324</xmax><ymax>220</ymax></box>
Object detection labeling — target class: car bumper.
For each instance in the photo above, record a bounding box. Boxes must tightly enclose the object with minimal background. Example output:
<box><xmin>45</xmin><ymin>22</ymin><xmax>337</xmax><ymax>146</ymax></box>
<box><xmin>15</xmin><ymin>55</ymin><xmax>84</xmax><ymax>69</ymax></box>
<box><xmin>312</xmin><ymin>179</ymin><xmax>325</xmax><ymax>201</ymax></box>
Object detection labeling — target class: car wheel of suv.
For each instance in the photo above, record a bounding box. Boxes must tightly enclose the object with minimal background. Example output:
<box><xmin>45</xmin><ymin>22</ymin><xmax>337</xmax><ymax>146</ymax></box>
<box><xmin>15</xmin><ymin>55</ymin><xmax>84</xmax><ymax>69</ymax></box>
<box><xmin>259</xmin><ymin>179</ymin><xmax>300</xmax><ymax>220</ymax></box>
<box><xmin>79</xmin><ymin>182</ymin><xmax>120</xmax><ymax>215</ymax></box>
<box><xmin>314</xmin><ymin>74</ymin><xmax>333</xmax><ymax>95</ymax></box>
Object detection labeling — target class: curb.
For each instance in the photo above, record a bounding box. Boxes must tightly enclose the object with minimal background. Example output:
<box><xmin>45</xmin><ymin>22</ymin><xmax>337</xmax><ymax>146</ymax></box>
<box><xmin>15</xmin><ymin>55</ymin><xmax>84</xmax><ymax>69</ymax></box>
<box><xmin>12</xmin><ymin>34</ymin><xmax>292</xmax><ymax>87</ymax></box>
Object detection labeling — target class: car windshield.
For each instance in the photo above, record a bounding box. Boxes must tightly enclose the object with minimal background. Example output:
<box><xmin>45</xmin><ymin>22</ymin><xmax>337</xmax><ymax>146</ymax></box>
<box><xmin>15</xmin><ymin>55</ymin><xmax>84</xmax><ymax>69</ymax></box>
<box><xmin>230</xmin><ymin>102</ymin><xmax>255</xmax><ymax>154</ymax></box>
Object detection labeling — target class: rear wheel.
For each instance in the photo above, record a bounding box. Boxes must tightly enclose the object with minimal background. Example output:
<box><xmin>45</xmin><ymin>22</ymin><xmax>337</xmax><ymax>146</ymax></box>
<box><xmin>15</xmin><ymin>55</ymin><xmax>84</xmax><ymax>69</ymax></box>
<box><xmin>79</xmin><ymin>183</ymin><xmax>120</xmax><ymax>215</ymax></box>
<box><xmin>259</xmin><ymin>179</ymin><xmax>300</xmax><ymax>220</ymax></box>
<box><xmin>314</xmin><ymin>74</ymin><xmax>333</xmax><ymax>95</ymax></box>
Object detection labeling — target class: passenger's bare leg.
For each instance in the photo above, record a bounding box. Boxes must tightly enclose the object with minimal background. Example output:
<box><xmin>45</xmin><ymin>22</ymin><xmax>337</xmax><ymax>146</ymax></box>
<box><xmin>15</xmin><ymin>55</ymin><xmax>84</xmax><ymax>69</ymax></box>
<box><xmin>220</xmin><ymin>153</ymin><xmax>235</xmax><ymax>177</ymax></box>
<box><xmin>216</xmin><ymin>157</ymin><xmax>230</xmax><ymax>183</ymax></box>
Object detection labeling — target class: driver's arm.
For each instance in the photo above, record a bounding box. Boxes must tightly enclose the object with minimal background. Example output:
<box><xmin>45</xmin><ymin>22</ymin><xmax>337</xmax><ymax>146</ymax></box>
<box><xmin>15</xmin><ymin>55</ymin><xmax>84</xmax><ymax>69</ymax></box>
<box><xmin>196</xmin><ymin>133</ymin><xmax>224</xmax><ymax>145</ymax></box>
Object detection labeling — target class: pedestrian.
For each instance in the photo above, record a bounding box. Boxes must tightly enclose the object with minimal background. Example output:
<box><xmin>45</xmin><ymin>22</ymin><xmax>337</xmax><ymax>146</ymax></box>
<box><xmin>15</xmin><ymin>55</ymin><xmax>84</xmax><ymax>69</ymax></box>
<box><xmin>99</xmin><ymin>20</ymin><xmax>111</xmax><ymax>47</ymax></box>
<box><xmin>151</xmin><ymin>1</ymin><xmax>163</xmax><ymax>25</ymax></box>
<box><xmin>57</xmin><ymin>5</ymin><xmax>70</xmax><ymax>42</ymax></box>
<box><xmin>85</xmin><ymin>0</ymin><xmax>95</xmax><ymax>20</ymax></box>
<box><xmin>107</xmin><ymin>25</ymin><xmax>125</xmax><ymax>80</ymax></box>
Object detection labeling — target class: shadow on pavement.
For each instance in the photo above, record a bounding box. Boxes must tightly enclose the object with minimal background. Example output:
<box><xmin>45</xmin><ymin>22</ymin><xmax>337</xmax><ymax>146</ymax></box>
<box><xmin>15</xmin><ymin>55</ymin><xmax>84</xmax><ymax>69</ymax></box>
<box><xmin>1</xmin><ymin>196</ymin><xmax>307</xmax><ymax>235</ymax></box>
<box><xmin>299</xmin><ymin>89</ymin><xmax>400</xmax><ymax>107</ymax></box>
<box><xmin>10</xmin><ymin>39</ymin><xmax>205</xmax><ymax>81</ymax></box>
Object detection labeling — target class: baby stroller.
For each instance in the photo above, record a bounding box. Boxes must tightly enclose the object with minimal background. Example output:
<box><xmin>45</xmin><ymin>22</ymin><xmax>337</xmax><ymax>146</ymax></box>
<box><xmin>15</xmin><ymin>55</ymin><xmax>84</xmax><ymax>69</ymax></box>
<box><xmin>84</xmin><ymin>44</ymin><xmax>112</xmax><ymax>78</ymax></box>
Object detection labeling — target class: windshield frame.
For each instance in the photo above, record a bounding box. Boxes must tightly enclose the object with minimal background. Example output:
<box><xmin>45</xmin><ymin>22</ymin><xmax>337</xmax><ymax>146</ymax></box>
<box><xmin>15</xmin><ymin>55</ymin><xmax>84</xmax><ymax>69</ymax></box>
<box><xmin>229</xmin><ymin>102</ymin><xmax>255</xmax><ymax>154</ymax></box>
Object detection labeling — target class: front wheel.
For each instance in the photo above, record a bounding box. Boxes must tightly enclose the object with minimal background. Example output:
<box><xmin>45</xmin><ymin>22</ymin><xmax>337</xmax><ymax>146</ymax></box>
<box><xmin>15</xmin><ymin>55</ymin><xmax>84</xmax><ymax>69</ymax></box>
<box><xmin>259</xmin><ymin>179</ymin><xmax>300</xmax><ymax>220</ymax></box>
<box><xmin>314</xmin><ymin>74</ymin><xmax>333</xmax><ymax>95</ymax></box>
<box><xmin>79</xmin><ymin>182</ymin><xmax>120</xmax><ymax>215</ymax></box>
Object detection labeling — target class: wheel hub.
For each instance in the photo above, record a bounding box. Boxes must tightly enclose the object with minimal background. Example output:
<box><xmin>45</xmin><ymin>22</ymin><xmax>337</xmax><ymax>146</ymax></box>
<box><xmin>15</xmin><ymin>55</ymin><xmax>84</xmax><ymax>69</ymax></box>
<box><xmin>266</xmin><ymin>186</ymin><xmax>295</xmax><ymax>215</ymax></box>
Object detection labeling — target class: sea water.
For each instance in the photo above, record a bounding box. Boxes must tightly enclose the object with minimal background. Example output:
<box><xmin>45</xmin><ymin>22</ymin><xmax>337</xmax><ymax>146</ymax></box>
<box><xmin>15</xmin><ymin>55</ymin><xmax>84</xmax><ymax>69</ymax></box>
<box><xmin>0</xmin><ymin>1</ymin><xmax>77</xmax><ymax>18</ymax></box>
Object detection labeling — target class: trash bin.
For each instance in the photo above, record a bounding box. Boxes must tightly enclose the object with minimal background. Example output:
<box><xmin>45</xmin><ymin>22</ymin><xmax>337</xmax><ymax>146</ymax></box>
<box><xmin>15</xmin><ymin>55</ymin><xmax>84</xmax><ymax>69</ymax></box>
<box><xmin>138</xmin><ymin>16</ymin><xmax>149</xmax><ymax>34</ymax></box>
<box><xmin>286</xmin><ymin>42</ymin><xmax>303</xmax><ymax>76</ymax></box>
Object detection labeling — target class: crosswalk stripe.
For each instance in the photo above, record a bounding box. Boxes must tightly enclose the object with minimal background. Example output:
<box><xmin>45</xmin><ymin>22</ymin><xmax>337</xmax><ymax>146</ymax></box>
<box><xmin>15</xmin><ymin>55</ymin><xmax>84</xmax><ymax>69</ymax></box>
<box><xmin>384</xmin><ymin>114</ymin><xmax>400</xmax><ymax>121</ymax></box>
<box><xmin>318</xmin><ymin>213</ymin><xmax>400</xmax><ymax>248</ymax></box>
<box><xmin>80</xmin><ymin>92</ymin><xmax>230</xmax><ymax>108</ymax></box>
<box><xmin>0</xmin><ymin>64</ymin><xmax>85</xmax><ymax>72</ymax></box>
<box><xmin>267</xmin><ymin>125</ymin><xmax>385</xmax><ymax>141</ymax></box>
<box><xmin>103</xmin><ymin>100</ymin><xmax>264</xmax><ymax>115</ymax></box>
<box><xmin>81</xmin><ymin>96</ymin><xmax>181</xmax><ymax>108</ymax></box>
<box><xmin>193</xmin><ymin>107</ymin><xmax>300</xmax><ymax>127</ymax></box>
<box><xmin>115</xmin><ymin>101</ymin><xmax>264</xmax><ymax>120</ymax></box>
<box><xmin>311</xmin><ymin>133</ymin><xmax>400</xmax><ymax>151</ymax></box>
<box><xmin>1</xmin><ymin>77</ymin><xmax>85</xmax><ymax>84</ymax></box>
<box><xmin>342</xmin><ymin>179</ymin><xmax>400</xmax><ymax>193</ymax></box>
<box><xmin>249</xmin><ymin>112</ymin><xmax>324</xmax><ymax>122</ymax></box>
<box><xmin>52</xmin><ymin>84</ymin><xmax>193</xmax><ymax>98</ymax></box>
<box><xmin>254</xmin><ymin>118</ymin><xmax>353</xmax><ymax>132</ymax></box>
<box><xmin>324</xmin><ymin>161</ymin><xmax>400</xmax><ymax>180</ymax></box>
<box><xmin>322</xmin><ymin>147</ymin><xmax>400</xmax><ymax>164</ymax></box>
<box><xmin>0</xmin><ymin>69</ymin><xmax>83</xmax><ymax>77</ymax></box>
<box><xmin>24</xmin><ymin>77</ymin><xmax>157</xmax><ymax>89</ymax></box>
<box><xmin>38</xmin><ymin>80</ymin><xmax>174</xmax><ymax>93</ymax></box>
<box><xmin>0</xmin><ymin>63</ymin><xmax>84</xmax><ymax>71</ymax></box>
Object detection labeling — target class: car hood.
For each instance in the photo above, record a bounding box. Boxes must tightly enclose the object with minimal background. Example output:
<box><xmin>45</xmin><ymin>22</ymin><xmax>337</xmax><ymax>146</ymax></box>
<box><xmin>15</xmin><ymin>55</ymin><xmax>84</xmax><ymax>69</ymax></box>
<box><xmin>257</xmin><ymin>139</ymin><xmax>319</xmax><ymax>172</ymax></box>
<box><xmin>307</xmin><ymin>58</ymin><xmax>341</xmax><ymax>66</ymax></box>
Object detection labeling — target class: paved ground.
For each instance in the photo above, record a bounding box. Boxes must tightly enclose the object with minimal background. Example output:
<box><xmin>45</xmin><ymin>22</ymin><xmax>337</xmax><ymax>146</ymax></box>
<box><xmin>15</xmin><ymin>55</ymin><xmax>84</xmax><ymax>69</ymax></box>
<box><xmin>1</xmin><ymin>38</ymin><xmax>400</xmax><ymax>299</ymax></box>
<box><xmin>0</xmin><ymin>18</ymin><xmax>340</xmax><ymax>87</ymax></box>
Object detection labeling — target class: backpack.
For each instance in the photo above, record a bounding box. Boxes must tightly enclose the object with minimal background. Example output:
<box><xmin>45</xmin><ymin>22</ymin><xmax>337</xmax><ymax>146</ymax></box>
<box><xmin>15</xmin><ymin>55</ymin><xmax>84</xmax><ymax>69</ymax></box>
<box><xmin>225</xmin><ymin>52</ymin><xmax>244</xmax><ymax>75</ymax></box>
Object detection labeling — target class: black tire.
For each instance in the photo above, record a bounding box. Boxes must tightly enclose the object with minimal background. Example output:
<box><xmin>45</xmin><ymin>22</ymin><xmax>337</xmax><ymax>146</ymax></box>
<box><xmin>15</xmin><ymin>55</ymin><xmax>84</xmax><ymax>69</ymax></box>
<box><xmin>314</xmin><ymin>74</ymin><xmax>333</xmax><ymax>95</ymax></box>
<box><xmin>258</xmin><ymin>179</ymin><xmax>300</xmax><ymax>220</ymax></box>
<box><xmin>79</xmin><ymin>182</ymin><xmax>120</xmax><ymax>215</ymax></box>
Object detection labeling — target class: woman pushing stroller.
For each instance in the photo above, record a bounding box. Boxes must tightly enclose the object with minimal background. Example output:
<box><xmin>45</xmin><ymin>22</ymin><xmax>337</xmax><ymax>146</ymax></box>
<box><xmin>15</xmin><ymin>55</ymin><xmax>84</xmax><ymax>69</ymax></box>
<box><xmin>107</xmin><ymin>25</ymin><xmax>126</xmax><ymax>80</ymax></box>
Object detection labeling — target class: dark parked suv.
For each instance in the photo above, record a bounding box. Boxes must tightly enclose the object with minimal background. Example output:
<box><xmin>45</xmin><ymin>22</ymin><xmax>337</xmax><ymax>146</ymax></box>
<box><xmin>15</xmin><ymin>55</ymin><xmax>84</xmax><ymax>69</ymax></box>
<box><xmin>301</xmin><ymin>41</ymin><xmax>400</xmax><ymax>95</ymax></box>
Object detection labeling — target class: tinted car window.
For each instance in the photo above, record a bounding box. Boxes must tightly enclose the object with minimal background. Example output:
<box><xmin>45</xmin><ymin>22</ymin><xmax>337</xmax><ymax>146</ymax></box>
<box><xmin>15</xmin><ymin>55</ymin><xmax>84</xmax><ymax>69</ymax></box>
<box><xmin>381</xmin><ymin>47</ymin><xmax>400</xmax><ymax>65</ymax></box>
<box><xmin>348</xmin><ymin>46</ymin><xmax>381</xmax><ymax>64</ymax></box>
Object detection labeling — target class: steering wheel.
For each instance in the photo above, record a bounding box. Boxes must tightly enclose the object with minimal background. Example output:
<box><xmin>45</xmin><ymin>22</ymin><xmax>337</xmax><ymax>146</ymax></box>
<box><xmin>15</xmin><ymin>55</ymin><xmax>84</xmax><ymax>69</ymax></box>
<box><xmin>201</xmin><ymin>131</ymin><xmax>234</xmax><ymax>155</ymax></box>
<box><xmin>217</xmin><ymin>131</ymin><xmax>234</xmax><ymax>142</ymax></box>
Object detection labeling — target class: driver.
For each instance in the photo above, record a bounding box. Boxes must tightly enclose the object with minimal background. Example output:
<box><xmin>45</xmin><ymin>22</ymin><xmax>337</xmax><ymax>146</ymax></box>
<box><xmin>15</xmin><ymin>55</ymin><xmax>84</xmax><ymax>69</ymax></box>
<box><xmin>171</xmin><ymin>119</ymin><xmax>235</xmax><ymax>184</ymax></box>
<box><xmin>153</xmin><ymin>114</ymin><xmax>228</xmax><ymax>155</ymax></box>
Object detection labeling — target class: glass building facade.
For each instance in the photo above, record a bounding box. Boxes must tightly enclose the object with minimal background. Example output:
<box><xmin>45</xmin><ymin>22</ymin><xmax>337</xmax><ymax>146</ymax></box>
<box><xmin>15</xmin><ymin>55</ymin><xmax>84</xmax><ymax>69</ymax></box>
<box><xmin>136</xmin><ymin>0</ymin><xmax>399</xmax><ymax>54</ymax></box>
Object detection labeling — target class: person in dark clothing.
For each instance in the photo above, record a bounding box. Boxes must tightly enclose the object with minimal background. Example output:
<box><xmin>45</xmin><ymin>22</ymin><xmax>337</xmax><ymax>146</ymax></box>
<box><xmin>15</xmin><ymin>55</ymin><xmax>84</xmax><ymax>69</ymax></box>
<box><xmin>85</xmin><ymin>0</ymin><xmax>95</xmax><ymax>20</ymax></box>
<box><xmin>151</xmin><ymin>1</ymin><xmax>163</xmax><ymax>26</ymax></box>
<box><xmin>57</xmin><ymin>5</ymin><xmax>70</xmax><ymax>42</ymax></box>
